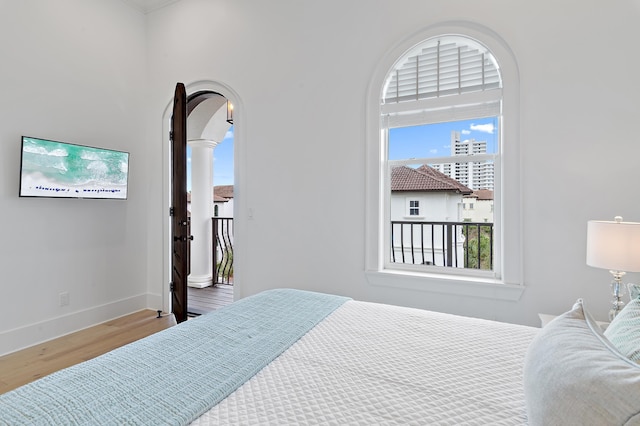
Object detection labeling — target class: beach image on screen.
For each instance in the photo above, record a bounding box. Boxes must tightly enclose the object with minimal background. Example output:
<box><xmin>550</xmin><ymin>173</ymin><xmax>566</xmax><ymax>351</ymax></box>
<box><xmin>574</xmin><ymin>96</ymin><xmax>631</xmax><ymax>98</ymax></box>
<box><xmin>20</xmin><ymin>137</ymin><xmax>129</xmax><ymax>199</ymax></box>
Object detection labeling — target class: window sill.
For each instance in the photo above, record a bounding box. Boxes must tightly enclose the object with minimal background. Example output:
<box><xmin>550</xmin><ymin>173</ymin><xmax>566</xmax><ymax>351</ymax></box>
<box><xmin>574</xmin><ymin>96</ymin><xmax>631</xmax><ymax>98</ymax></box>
<box><xmin>365</xmin><ymin>269</ymin><xmax>525</xmax><ymax>301</ymax></box>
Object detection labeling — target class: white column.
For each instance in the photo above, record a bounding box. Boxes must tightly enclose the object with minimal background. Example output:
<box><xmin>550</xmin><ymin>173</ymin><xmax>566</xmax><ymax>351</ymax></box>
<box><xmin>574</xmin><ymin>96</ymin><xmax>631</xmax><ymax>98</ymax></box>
<box><xmin>187</xmin><ymin>139</ymin><xmax>218</xmax><ymax>288</ymax></box>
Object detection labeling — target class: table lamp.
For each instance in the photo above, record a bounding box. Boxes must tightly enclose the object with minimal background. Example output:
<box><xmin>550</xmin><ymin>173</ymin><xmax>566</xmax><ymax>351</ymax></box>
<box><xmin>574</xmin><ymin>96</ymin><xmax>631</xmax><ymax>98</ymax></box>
<box><xmin>586</xmin><ymin>216</ymin><xmax>640</xmax><ymax>320</ymax></box>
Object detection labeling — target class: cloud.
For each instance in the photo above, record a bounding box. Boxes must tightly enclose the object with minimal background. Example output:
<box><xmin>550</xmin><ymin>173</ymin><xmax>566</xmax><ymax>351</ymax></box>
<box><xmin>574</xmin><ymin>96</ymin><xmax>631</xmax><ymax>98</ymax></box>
<box><xmin>470</xmin><ymin>123</ymin><xmax>494</xmax><ymax>134</ymax></box>
<box><xmin>429</xmin><ymin>148</ymin><xmax>438</xmax><ymax>154</ymax></box>
<box><xmin>223</xmin><ymin>129</ymin><xmax>234</xmax><ymax>140</ymax></box>
<box><xmin>461</xmin><ymin>129</ymin><xmax>471</xmax><ymax>135</ymax></box>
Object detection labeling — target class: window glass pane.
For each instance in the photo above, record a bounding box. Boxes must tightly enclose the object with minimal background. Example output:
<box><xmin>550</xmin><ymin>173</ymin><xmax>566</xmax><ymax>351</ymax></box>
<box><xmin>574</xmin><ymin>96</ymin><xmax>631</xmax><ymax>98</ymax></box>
<box><xmin>388</xmin><ymin>117</ymin><xmax>497</xmax><ymax>271</ymax></box>
<box><xmin>389</xmin><ymin>117</ymin><xmax>498</xmax><ymax>163</ymax></box>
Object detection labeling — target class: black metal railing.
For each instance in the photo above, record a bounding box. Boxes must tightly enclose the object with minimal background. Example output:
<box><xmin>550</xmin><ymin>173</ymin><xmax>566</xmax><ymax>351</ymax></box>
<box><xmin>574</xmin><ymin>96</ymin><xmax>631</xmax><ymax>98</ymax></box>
<box><xmin>390</xmin><ymin>221</ymin><xmax>493</xmax><ymax>270</ymax></box>
<box><xmin>212</xmin><ymin>217</ymin><xmax>234</xmax><ymax>284</ymax></box>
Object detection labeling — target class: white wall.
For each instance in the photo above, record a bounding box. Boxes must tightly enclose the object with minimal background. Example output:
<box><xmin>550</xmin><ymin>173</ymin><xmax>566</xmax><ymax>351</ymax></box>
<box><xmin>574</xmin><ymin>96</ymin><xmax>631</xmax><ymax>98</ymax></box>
<box><xmin>145</xmin><ymin>0</ymin><xmax>640</xmax><ymax>327</ymax></box>
<box><xmin>2</xmin><ymin>0</ymin><xmax>640</xmax><ymax>355</ymax></box>
<box><xmin>214</xmin><ymin>199</ymin><xmax>233</xmax><ymax>218</ymax></box>
<box><xmin>0</xmin><ymin>0</ymin><xmax>149</xmax><ymax>355</ymax></box>
<box><xmin>462</xmin><ymin>199</ymin><xmax>494</xmax><ymax>223</ymax></box>
<box><xmin>391</xmin><ymin>192</ymin><xmax>463</xmax><ymax>222</ymax></box>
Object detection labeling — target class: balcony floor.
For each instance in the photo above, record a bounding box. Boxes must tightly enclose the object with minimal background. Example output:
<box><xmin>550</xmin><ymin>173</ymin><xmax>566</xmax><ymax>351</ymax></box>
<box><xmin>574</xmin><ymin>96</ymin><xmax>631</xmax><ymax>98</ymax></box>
<box><xmin>187</xmin><ymin>284</ymin><xmax>234</xmax><ymax>316</ymax></box>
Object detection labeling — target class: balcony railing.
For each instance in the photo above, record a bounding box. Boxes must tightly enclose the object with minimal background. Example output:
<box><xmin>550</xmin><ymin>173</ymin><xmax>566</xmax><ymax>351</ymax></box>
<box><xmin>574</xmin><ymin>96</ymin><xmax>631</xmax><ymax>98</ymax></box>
<box><xmin>212</xmin><ymin>217</ymin><xmax>234</xmax><ymax>284</ymax></box>
<box><xmin>391</xmin><ymin>220</ymin><xmax>493</xmax><ymax>270</ymax></box>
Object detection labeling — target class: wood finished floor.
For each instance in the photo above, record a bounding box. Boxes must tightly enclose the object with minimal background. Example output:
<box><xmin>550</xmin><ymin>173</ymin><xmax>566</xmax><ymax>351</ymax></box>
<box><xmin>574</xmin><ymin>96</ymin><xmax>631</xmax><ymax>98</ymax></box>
<box><xmin>0</xmin><ymin>310</ymin><xmax>176</xmax><ymax>395</ymax></box>
<box><xmin>0</xmin><ymin>284</ymin><xmax>234</xmax><ymax>395</ymax></box>
<box><xmin>188</xmin><ymin>283</ymin><xmax>234</xmax><ymax>315</ymax></box>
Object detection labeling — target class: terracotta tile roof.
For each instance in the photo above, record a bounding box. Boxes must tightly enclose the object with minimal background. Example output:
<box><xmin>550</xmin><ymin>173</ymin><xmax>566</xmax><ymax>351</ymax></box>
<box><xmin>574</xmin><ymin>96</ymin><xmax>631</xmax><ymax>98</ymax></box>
<box><xmin>188</xmin><ymin>191</ymin><xmax>230</xmax><ymax>203</ymax></box>
<box><xmin>392</xmin><ymin>165</ymin><xmax>473</xmax><ymax>194</ymax></box>
<box><xmin>214</xmin><ymin>185</ymin><xmax>234</xmax><ymax>199</ymax></box>
<box><xmin>464</xmin><ymin>189</ymin><xmax>494</xmax><ymax>200</ymax></box>
<box><xmin>187</xmin><ymin>188</ymin><xmax>232</xmax><ymax>203</ymax></box>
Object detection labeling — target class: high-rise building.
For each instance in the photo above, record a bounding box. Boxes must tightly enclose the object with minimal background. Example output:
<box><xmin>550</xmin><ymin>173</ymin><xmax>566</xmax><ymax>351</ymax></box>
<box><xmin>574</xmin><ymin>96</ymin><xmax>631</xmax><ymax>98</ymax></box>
<box><xmin>431</xmin><ymin>131</ymin><xmax>494</xmax><ymax>190</ymax></box>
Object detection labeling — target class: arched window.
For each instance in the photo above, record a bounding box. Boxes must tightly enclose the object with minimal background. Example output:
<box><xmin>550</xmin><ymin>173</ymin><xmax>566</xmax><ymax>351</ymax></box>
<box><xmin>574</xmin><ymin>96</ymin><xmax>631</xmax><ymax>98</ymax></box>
<box><xmin>365</xmin><ymin>24</ymin><xmax>522</xmax><ymax>300</ymax></box>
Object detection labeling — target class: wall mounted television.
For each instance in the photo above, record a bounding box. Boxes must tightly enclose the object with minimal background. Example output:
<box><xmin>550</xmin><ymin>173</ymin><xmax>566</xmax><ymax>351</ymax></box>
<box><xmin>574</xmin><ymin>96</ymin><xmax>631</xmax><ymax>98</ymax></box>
<box><xmin>19</xmin><ymin>136</ymin><xmax>129</xmax><ymax>200</ymax></box>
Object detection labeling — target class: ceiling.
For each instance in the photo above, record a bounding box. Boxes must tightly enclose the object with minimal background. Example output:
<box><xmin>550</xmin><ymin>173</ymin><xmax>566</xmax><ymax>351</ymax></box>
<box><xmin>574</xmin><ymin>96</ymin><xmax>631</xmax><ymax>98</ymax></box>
<box><xmin>121</xmin><ymin>0</ymin><xmax>181</xmax><ymax>14</ymax></box>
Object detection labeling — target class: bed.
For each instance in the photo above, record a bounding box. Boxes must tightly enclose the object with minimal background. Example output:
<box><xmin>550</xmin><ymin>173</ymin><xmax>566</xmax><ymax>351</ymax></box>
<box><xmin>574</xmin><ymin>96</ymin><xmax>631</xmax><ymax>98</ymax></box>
<box><xmin>1</xmin><ymin>288</ymin><xmax>639</xmax><ymax>425</ymax></box>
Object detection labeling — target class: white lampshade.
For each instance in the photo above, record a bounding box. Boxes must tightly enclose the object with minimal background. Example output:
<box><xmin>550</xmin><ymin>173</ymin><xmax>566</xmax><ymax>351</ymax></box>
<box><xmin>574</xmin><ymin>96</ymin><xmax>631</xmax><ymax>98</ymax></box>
<box><xmin>586</xmin><ymin>218</ymin><xmax>640</xmax><ymax>272</ymax></box>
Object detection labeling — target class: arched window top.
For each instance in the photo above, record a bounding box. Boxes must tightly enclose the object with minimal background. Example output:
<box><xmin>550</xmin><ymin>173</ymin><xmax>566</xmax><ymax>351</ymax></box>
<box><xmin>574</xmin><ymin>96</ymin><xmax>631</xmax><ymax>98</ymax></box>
<box><xmin>383</xmin><ymin>35</ymin><xmax>502</xmax><ymax>104</ymax></box>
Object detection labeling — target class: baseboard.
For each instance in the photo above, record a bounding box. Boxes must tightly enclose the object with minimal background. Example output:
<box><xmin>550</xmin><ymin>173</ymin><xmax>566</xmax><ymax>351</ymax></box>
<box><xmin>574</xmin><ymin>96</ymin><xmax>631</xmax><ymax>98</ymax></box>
<box><xmin>0</xmin><ymin>294</ymin><xmax>149</xmax><ymax>357</ymax></box>
<box><xmin>146</xmin><ymin>292</ymin><xmax>164</xmax><ymax>313</ymax></box>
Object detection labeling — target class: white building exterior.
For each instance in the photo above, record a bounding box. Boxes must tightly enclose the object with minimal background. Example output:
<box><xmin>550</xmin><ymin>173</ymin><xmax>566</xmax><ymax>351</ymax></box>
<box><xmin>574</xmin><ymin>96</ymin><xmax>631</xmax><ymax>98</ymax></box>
<box><xmin>390</xmin><ymin>166</ymin><xmax>472</xmax><ymax>267</ymax></box>
<box><xmin>431</xmin><ymin>131</ymin><xmax>495</xmax><ymax>190</ymax></box>
<box><xmin>213</xmin><ymin>185</ymin><xmax>234</xmax><ymax>218</ymax></box>
<box><xmin>391</xmin><ymin>191</ymin><xmax>462</xmax><ymax>223</ymax></box>
<box><xmin>461</xmin><ymin>190</ymin><xmax>494</xmax><ymax>223</ymax></box>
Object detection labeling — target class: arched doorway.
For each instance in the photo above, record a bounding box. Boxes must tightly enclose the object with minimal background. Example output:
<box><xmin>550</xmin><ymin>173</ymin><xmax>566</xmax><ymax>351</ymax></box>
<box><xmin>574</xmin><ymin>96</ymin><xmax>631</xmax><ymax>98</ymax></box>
<box><xmin>161</xmin><ymin>81</ymin><xmax>244</xmax><ymax>321</ymax></box>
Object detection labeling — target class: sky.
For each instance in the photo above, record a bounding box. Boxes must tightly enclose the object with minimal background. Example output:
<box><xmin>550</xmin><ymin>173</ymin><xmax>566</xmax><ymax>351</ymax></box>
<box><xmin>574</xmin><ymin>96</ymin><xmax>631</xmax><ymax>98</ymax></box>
<box><xmin>186</xmin><ymin>127</ymin><xmax>234</xmax><ymax>191</ymax></box>
<box><xmin>388</xmin><ymin>117</ymin><xmax>498</xmax><ymax>161</ymax></box>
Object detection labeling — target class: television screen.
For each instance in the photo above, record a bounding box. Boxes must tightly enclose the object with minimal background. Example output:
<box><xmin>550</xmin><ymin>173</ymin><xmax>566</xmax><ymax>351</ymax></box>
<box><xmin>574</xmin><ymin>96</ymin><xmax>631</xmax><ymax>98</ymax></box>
<box><xmin>19</xmin><ymin>136</ymin><xmax>129</xmax><ymax>199</ymax></box>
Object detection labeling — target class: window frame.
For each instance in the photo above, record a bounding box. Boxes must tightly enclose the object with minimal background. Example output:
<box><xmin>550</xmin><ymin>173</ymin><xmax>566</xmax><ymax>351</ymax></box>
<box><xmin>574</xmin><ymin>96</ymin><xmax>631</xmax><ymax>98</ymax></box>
<box><xmin>407</xmin><ymin>199</ymin><xmax>421</xmax><ymax>217</ymax></box>
<box><xmin>365</xmin><ymin>22</ymin><xmax>523</xmax><ymax>301</ymax></box>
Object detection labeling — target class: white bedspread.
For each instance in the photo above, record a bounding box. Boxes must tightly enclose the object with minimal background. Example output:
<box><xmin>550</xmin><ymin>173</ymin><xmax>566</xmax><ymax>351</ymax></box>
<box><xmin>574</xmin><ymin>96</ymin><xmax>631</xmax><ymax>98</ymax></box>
<box><xmin>192</xmin><ymin>300</ymin><xmax>539</xmax><ymax>425</ymax></box>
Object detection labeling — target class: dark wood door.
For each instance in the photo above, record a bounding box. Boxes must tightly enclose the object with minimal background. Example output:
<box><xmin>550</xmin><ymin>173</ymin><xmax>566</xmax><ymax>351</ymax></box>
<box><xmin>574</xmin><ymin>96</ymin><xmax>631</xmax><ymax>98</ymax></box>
<box><xmin>171</xmin><ymin>83</ymin><xmax>189</xmax><ymax>323</ymax></box>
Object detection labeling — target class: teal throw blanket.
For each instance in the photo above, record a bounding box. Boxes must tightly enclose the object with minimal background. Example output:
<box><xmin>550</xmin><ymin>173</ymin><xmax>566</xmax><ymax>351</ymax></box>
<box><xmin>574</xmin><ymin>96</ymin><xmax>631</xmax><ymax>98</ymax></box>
<box><xmin>0</xmin><ymin>288</ymin><xmax>349</xmax><ymax>425</ymax></box>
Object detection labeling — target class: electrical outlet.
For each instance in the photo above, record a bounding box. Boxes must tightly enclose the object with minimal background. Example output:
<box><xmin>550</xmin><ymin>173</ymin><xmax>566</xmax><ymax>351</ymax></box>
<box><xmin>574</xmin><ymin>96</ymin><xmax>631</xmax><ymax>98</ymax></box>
<box><xmin>59</xmin><ymin>292</ymin><xmax>70</xmax><ymax>307</ymax></box>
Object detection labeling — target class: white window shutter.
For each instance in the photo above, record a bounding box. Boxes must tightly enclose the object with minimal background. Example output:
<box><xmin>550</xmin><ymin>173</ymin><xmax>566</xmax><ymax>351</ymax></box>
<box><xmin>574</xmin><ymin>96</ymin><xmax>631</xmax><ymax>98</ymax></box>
<box><xmin>384</xmin><ymin>36</ymin><xmax>502</xmax><ymax>104</ymax></box>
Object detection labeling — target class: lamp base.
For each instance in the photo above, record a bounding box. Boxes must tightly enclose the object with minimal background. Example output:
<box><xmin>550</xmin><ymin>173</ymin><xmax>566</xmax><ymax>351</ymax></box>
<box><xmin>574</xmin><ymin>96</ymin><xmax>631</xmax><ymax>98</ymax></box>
<box><xmin>609</xmin><ymin>270</ymin><xmax>626</xmax><ymax>321</ymax></box>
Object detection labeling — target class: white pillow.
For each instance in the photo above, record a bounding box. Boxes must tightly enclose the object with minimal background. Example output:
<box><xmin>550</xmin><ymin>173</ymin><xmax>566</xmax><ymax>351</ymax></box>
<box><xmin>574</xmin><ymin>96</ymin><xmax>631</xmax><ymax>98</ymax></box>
<box><xmin>604</xmin><ymin>297</ymin><xmax>640</xmax><ymax>363</ymax></box>
<box><xmin>523</xmin><ymin>299</ymin><xmax>640</xmax><ymax>426</ymax></box>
